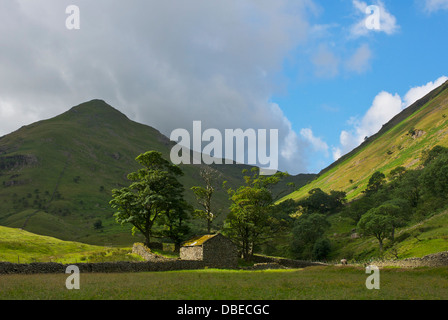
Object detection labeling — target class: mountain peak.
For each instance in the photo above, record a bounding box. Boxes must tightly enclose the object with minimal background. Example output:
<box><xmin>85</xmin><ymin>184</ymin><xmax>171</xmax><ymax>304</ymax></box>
<box><xmin>67</xmin><ymin>99</ymin><xmax>130</xmax><ymax>121</ymax></box>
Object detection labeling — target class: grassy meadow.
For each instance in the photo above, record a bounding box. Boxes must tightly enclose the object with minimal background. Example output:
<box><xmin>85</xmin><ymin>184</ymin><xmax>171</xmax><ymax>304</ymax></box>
<box><xmin>0</xmin><ymin>267</ymin><xmax>447</xmax><ymax>300</ymax></box>
<box><xmin>0</xmin><ymin>226</ymin><xmax>144</xmax><ymax>264</ymax></box>
<box><xmin>0</xmin><ymin>220</ymin><xmax>447</xmax><ymax>301</ymax></box>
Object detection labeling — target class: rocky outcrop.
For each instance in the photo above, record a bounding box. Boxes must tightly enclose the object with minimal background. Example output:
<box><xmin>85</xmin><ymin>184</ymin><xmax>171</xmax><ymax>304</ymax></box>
<box><xmin>0</xmin><ymin>154</ymin><xmax>38</xmax><ymax>171</ymax></box>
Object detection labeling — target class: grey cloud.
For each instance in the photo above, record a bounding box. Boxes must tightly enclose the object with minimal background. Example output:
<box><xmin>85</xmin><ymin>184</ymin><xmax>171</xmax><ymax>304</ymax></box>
<box><xmin>0</xmin><ymin>0</ymin><xmax>316</xmax><ymax>174</ymax></box>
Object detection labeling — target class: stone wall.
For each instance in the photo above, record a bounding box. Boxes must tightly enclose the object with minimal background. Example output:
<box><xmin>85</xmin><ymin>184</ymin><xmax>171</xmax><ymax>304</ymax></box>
<box><xmin>0</xmin><ymin>260</ymin><xmax>207</xmax><ymax>275</ymax></box>
<box><xmin>247</xmin><ymin>263</ymin><xmax>288</xmax><ymax>270</ymax></box>
<box><xmin>2</xmin><ymin>252</ymin><xmax>445</xmax><ymax>274</ymax></box>
<box><xmin>180</xmin><ymin>246</ymin><xmax>203</xmax><ymax>261</ymax></box>
<box><xmin>366</xmin><ymin>251</ymin><xmax>448</xmax><ymax>268</ymax></box>
<box><xmin>132</xmin><ymin>243</ymin><xmax>169</xmax><ymax>262</ymax></box>
<box><xmin>251</xmin><ymin>255</ymin><xmax>327</xmax><ymax>268</ymax></box>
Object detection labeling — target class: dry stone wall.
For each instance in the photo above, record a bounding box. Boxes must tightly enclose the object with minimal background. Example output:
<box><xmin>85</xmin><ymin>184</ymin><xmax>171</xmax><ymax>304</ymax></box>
<box><xmin>251</xmin><ymin>255</ymin><xmax>327</xmax><ymax>268</ymax></box>
<box><xmin>367</xmin><ymin>251</ymin><xmax>448</xmax><ymax>268</ymax></box>
<box><xmin>0</xmin><ymin>260</ymin><xmax>207</xmax><ymax>275</ymax></box>
<box><xmin>132</xmin><ymin>243</ymin><xmax>169</xmax><ymax>262</ymax></box>
<box><xmin>180</xmin><ymin>246</ymin><xmax>203</xmax><ymax>261</ymax></box>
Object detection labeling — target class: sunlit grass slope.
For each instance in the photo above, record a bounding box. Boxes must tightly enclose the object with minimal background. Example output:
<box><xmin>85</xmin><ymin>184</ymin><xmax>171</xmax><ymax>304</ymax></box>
<box><xmin>0</xmin><ymin>225</ymin><xmax>143</xmax><ymax>263</ymax></box>
<box><xmin>283</xmin><ymin>81</ymin><xmax>448</xmax><ymax>202</ymax></box>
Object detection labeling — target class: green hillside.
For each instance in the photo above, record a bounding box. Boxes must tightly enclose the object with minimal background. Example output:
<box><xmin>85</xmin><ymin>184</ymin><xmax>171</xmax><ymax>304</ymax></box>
<box><xmin>0</xmin><ymin>100</ymin><xmax>313</xmax><ymax>246</ymax></box>
<box><xmin>283</xmin><ymin>80</ymin><xmax>448</xmax><ymax>202</ymax></box>
<box><xmin>326</xmin><ymin>208</ymin><xmax>448</xmax><ymax>261</ymax></box>
<box><xmin>275</xmin><ymin>80</ymin><xmax>448</xmax><ymax>261</ymax></box>
<box><xmin>0</xmin><ymin>100</ymin><xmax>172</xmax><ymax>245</ymax></box>
<box><xmin>0</xmin><ymin>225</ymin><xmax>145</xmax><ymax>263</ymax></box>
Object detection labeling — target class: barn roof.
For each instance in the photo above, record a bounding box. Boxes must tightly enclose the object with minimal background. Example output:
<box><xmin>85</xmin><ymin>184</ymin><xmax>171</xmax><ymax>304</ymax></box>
<box><xmin>182</xmin><ymin>234</ymin><xmax>218</xmax><ymax>247</ymax></box>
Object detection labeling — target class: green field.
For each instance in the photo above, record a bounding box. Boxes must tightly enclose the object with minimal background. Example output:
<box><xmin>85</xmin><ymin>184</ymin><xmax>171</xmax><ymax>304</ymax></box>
<box><xmin>0</xmin><ymin>267</ymin><xmax>447</xmax><ymax>300</ymax></box>
<box><xmin>0</xmin><ymin>225</ymin><xmax>145</xmax><ymax>264</ymax></box>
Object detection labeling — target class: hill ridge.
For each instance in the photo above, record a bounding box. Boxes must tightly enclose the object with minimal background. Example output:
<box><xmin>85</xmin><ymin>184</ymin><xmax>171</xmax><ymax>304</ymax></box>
<box><xmin>283</xmin><ymin>79</ymin><xmax>448</xmax><ymax>202</ymax></box>
<box><xmin>318</xmin><ymin>80</ymin><xmax>448</xmax><ymax>177</ymax></box>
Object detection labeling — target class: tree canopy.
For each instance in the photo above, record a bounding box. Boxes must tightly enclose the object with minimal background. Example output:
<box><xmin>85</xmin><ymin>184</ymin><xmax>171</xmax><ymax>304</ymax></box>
<box><xmin>110</xmin><ymin>151</ymin><xmax>188</xmax><ymax>247</ymax></box>
<box><xmin>357</xmin><ymin>207</ymin><xmax>394</xmax><ymax>252</ymax></box>
<box><xmin>224</xmin><ymin>168</ymin><xmax>288</xmax><ymax>261</ymax></box>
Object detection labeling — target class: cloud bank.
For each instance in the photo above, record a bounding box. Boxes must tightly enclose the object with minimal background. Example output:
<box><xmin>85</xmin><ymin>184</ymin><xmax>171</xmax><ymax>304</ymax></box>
<box><xmin>0</xmin><ymin>0</ymin><xmax>319</xmax><ymax>174</ymax></box>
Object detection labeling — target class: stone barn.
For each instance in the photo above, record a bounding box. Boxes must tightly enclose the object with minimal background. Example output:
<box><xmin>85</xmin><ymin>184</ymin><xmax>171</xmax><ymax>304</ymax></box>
<box><xmin>180</xmin><ymin>234</ymin><xmax>238</xmax><ymax>268</ymax></box>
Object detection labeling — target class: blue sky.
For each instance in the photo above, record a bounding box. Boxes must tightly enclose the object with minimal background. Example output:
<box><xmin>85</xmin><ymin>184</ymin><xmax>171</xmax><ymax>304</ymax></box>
<box><xmin>273</xmin><ymin>0</ymin><xmax>448</xmax><ymax>172</ymax></box>
<box><xmin>0</xmin><ymin>0</ymin><xmax>447</xmax><ymax>175</ymax></box>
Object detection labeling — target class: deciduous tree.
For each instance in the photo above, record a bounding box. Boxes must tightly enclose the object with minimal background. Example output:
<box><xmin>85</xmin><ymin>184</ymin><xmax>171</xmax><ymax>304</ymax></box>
<box><xmin>191</xmin><ymin>167</ymin><xmax>222</xmax><ymax>234</ymax></box>
<box><xmin>110</xmin><ymin>151</ymin><xmax>186</xmax><ymax>247</ymax></box>
<box><xmin>357</xmin><ymin>208</ymin><xmax>394</xmax><ymax>252</ymax></box>
<box><xmin>224</xmin><ymin>168</ymin><xmax>288</xmax><ymax>261</ymax></box>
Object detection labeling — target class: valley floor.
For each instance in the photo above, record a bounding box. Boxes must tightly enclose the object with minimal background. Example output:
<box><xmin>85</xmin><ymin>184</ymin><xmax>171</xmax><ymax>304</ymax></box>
<box><xmin>0</xmin><ymin>266</ymin><xmax>446</xmax><ymax>300</ymax></box>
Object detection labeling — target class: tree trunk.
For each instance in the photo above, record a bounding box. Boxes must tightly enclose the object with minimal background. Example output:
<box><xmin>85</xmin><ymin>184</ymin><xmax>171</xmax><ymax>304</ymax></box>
<box><xmin>243</xmin><ymin>241</ymin><xmax>251</xmax><ymax>262</ymax></box>
<box><xmin>144</xmin><ymin>230</ymin><xmax>151</xmax><ymax>248</ymax></box>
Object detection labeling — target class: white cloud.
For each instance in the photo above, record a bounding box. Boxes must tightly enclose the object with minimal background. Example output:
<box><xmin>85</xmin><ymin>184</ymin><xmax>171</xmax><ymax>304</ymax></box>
<box><xmin>333</xmin><ymin>76</ymin><xmax>448</xmax><ymax>159</ymax></box>
<box><xmin>403</xmin><ymin>76</ymin><xmax>448</xmax><ymax>107</ymax></box>
<box><xmin>350</xmin><ymin>0</ymin><xmax>399</xmax><ymax>37</ymax></box>
<box><xmin>424</xmin><ymin>0</ymin><xmax>448</xmax><ymax>13</ymax></box>
<box><xmin>345</xmin><ymin>43</ymin><xmax>372</xmax><ymax>73</ymax></box>
<box><xmin>300</xmin><ymin>128</ymin><xmax>329</xmax><ymax>156</ymax></box>
<box><xmin>358</xmin><ymin>91</ymin><xmax>403</xmax><ymax>137</ymax></box>
<box><xmin>332</xmin><ymin>147</ymin><xmax>343</xmax><ymax>161</ymax></box>
<box><xmin>336</xmin><ymin>91</ymin><xmax>402</xmax><ymax>158</ymax></box>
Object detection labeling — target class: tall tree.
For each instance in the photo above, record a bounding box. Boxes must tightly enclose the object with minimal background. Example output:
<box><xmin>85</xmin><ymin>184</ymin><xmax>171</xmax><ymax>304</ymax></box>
<box><xmin>224</xmin><ymin>168</ymin><xmax>288</xmax><ymax>261</ymax></box>
<box><xmin>110</xmin><ymin>151</ymin><xmax>186</xmax><ymax>247</ymax></box>
<box><xmin>372</xmin><ymin>201</ymin><xmax>408</xmax><ymax>241</ymax></box>
<box><xmin>157</xmin><ymin>201</ymin><xmax>191</xmax><ymax>252</ymax></box>
<box><xmin>357</xmin><ymin>207</ymin><xmax>394</xmax><ymax>252</ymax></box>
<box><xmin>191</xmin><ymin>167</ymin><xmax>222</xmax><ymax>233</ymax></box>
<box><xmin>363</xmin><ymin>171</ymin><xmax>386</xmax><ymax>196</ymax></box>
